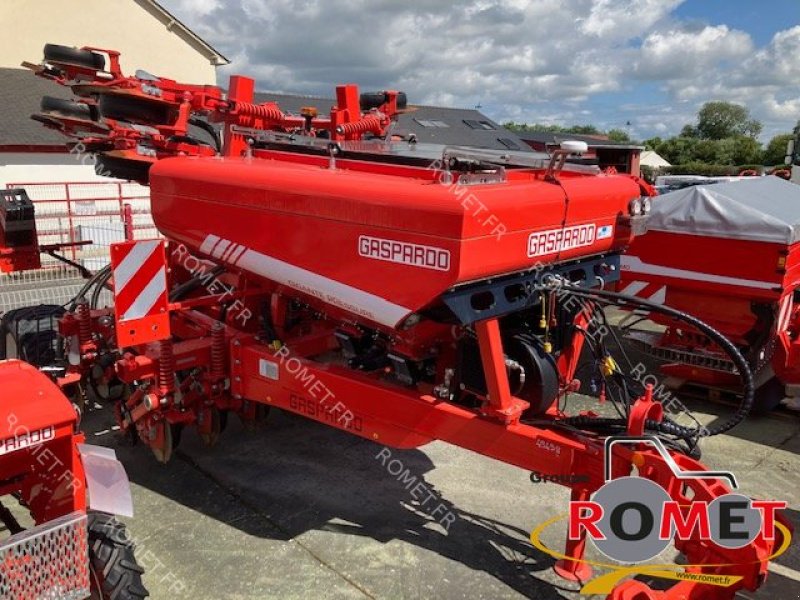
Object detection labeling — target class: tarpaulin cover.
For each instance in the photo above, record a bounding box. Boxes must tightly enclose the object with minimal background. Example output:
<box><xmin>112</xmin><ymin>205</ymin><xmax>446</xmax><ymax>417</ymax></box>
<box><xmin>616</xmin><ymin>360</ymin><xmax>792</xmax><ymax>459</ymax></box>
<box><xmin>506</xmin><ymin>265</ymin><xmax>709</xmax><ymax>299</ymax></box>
<box><xmin>648</xmin><ymin>176</ymin><xmax>800</xmax><ymax>244</ymax></box>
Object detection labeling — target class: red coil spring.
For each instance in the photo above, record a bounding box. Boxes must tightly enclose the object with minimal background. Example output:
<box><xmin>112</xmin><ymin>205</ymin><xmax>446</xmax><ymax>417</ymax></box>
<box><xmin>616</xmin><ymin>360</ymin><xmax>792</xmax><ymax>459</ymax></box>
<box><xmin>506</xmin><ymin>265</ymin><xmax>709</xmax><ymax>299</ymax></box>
<box><xmin>235</xmin><ymin>101</ymin><xmax>284</xmax><ymax>122</ymax></box>
<box><xmin>210</xmin><ymin>323</ymin><xmax>225</xmax><ymax>381</ymax></box>
<box><xmin>75</xmin><ymin>299</ymin><xmax>92</xmax><ymax>346</ymax></box>
<box><xmin>158</xmin><ymin>339</ymin><xmax>176</xmax><ymax>395</ymax></box>
<box><xmin>335</xmin><ymin>116</ymin><xmax>384</xmax><ymax>136</ymax></box>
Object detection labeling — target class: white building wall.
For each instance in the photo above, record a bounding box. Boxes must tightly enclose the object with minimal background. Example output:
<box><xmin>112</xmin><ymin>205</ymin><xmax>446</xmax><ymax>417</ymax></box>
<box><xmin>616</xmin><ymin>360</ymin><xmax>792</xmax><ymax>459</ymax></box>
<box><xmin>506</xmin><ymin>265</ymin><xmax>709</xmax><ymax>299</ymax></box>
<box><xmin>0</xmin><ymin>153</ymin><xmax>110</xmax><ymax>189</ymax></box>
<box><xmin>0</xmin><ymin>0</ymin><xmax>219</xmax><ymax>84</ymax></box>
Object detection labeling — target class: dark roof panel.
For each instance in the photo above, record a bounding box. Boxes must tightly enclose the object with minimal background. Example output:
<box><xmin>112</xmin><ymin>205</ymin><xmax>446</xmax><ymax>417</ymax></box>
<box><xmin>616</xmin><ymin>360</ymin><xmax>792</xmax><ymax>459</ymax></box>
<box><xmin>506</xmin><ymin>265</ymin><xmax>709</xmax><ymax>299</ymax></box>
<box><xmin>516</xmin><ymin>129</ymin><xmax>642</xmax><ymax>150</ymax></box>
<box><xmin>0</xmin><ymin>71</ymin><xmax>531</xmax><ymax>153</ymax></box>
<box><xmin>0</xmin><ymin>68</ymin><xmax>72</xmax><ymax>147</ymax></box>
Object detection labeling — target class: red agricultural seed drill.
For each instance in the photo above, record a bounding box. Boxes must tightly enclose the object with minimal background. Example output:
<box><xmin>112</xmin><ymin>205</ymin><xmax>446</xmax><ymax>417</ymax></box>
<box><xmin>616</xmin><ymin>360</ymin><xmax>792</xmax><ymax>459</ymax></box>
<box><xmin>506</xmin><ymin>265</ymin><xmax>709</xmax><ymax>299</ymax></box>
<box><xmin>0</xmin><ymin>43</ymin><xmax>793</xmax><ymax>599</ymax></box>
<box><xmin>0</xmin><ymin>360</ymin><xmax>146</xmax><ymax>599</ymax></box>
<box><xmin>619</xmin><ymin>177</ymin><xmax>800</xmax><ymax>412</ymax></box>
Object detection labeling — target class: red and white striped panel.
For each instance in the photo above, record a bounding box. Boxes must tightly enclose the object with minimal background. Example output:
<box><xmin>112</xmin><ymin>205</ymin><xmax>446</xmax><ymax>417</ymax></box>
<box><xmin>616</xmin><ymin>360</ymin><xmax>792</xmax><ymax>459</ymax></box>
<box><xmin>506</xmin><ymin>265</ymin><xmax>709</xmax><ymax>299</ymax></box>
<box><xmin>618</xmin><ymin>280</ymin><xmax>667</xmax><ymax>305</ymax></box>
<box><xmin>199</xmin><ymin>234</ymin><xmax>248</xmax><ymax>267</ymax></box>
<box><xmin>110</xmin><ymin>240</ymin><xmax>170</xmax><ymax>346</ymax></box>
<box><xmin>777</xmin><ymin>293</ymin><xmax>794</xmax><ymax>333</ymax></box>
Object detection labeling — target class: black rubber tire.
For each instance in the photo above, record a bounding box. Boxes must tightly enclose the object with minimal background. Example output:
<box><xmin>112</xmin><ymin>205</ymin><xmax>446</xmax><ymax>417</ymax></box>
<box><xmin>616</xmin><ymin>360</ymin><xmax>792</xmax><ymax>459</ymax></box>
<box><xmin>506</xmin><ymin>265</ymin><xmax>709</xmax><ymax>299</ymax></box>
<box><xmin>94</xmin><ymin>155</ymin><xmax>151</xmax><ymax>184</ymax></box>
<box><xmin>360</xmin><ymin>91</ymin><xmax>407</xmax><ymax>111</ymax></box>
<box><xmin>44</xmin><ymin>43</ymin><xmax>105</xmax><ymax>70</ymax></box>
<box><xmin>0</xmin><ymin>305</ymin><xmax>65</xmax><ymax>366</ymax></box>
<box><xmin>751</xmin><ymin>376</ymin><xmax>786</xmax><ymax>415</ymax></box>
<box><xmin>41</xmin><ymin>96</ymin><xmax>98</xmax><ymax>121</ymax></box>
<box><xmin>88</xmin><ymin>512</ymin><xmax>149</xmax><ymax>599</ymax></box>
<box><xmin>505</xmin><ymin>333</ymin><xmax>559</xmax><ymax>416</ymax></box>
<box><xmin>98</xmin><ymin>94</ymin><xmax>172</xmax><ymax>126</ymax></box>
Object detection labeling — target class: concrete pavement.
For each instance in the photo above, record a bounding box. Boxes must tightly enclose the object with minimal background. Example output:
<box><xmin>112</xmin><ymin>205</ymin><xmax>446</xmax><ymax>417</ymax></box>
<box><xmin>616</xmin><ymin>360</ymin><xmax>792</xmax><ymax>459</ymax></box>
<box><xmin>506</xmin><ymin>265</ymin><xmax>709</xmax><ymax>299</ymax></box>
<box><xmin>82</xmin><ymin>396</ymin><xmax>800</xmax><ymax>600</ymax></box>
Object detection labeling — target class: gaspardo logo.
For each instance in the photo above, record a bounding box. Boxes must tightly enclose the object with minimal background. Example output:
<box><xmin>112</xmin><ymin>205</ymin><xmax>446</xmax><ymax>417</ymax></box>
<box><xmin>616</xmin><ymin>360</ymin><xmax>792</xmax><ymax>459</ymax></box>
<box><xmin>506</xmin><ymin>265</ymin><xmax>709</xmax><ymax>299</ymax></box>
<box><xmin>529</xmin><ymin>436</ymin><xmax>792</xmax><ymax>595</ymax></box>
<box><xmin>358</xmin><ymin>235</ymin><xmax>451</xmax><ymax>271</ymax></box>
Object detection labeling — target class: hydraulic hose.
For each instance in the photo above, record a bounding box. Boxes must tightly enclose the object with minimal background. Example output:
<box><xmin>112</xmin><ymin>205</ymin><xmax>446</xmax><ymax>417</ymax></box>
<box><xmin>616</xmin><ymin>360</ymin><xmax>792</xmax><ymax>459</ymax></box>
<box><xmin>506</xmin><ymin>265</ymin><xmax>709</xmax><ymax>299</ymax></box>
<box><xmin>558</xmin><ymin>286</ymin><xmax>754</xmax><ymax>439</ymax></box>
<box><xmin>66</xmin><ymin>264</ymin><xmax>111</xmax><ymax>310</ymax></box>
<box><xmin>188</xmin><ymin>117</ymin><xmax>222</xmax><ymax>153</ymax></box>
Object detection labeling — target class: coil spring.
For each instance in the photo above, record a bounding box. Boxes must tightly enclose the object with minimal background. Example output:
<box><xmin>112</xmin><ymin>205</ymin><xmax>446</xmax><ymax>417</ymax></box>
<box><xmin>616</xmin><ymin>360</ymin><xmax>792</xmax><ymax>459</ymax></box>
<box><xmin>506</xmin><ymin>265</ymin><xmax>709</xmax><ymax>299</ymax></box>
<box><xmin>335</xmin><ymin>116</ymin><xmax>383</xmax><ymax>136</ymax></box>
<box><xmin>210</xmin><ymin>323</ymin><xmax>225</xmax><ymax>381</ymax></box>
<box><xmin>158</xmin><ymin>339</ymin><xmax>176</xmax><ymax>394</ymax></box>
<box><xmin>75</xmin><ymin>298</ymin><xmax>92</xmax><ymax>346</ymax></box>
<box><xmin>235</xmin><ymin>101</ymin><xmax>284</xmax><ymax>122</ymax></box>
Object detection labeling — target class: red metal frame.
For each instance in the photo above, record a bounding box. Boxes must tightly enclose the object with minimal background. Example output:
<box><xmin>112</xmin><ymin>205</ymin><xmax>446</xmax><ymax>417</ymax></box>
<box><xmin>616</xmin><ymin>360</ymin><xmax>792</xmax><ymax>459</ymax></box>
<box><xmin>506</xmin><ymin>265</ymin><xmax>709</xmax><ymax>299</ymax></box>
<box><xmin>5</xmin><ymin>44</ymin><xmax>788</xmax><ymax>600</ymax></box>
<box><xmin>619</xmin><ymin>225</ymin><xmax>800</xmax><ymax>396</ymax></box>
<box><xmin>0</xmin><ymin>361</ymin><xmax>86</xmax><ymax>523</ymax></box>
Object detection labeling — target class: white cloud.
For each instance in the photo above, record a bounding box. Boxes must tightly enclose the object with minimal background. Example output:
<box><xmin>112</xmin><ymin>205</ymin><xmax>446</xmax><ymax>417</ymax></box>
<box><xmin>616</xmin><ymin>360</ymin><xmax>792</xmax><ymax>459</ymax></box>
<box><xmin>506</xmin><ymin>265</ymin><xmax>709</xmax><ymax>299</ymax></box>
<box><xmin>159</xmin><ymin>0</ymin><xmax>800</xmax><ymax>140</ymax></box>
<box><xmin>635</xmin><ymin>25</ymin><xmax>753</xmax><ymax>80</ymax></box>
<box><xmin>579</xmin><ymin>0</ymin><xmax>685</xmax><ymax>39</ymax></box>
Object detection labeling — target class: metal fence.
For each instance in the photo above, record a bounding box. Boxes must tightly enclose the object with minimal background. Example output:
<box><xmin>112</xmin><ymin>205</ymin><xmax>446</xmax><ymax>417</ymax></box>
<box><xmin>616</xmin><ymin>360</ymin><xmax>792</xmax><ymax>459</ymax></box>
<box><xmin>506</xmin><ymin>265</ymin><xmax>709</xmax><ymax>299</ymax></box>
<box><xmin>0</xmin><ymin>181</ymin><xmax>154</xmax><ymax>312</ymax></box>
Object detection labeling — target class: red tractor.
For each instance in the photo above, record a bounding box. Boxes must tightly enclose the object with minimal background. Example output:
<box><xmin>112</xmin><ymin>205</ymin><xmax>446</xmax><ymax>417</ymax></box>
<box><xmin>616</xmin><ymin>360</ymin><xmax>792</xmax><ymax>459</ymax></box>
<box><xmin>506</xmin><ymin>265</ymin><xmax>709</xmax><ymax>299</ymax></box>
<box><xmin>0</xmin><ymin>360</ymin><xmax>147</xmax><ymax>599</ymax></box>
<box><xmin>0</xmin><ymin>43</ymin><xmax>792</xmax><ymax>599</ymax></box>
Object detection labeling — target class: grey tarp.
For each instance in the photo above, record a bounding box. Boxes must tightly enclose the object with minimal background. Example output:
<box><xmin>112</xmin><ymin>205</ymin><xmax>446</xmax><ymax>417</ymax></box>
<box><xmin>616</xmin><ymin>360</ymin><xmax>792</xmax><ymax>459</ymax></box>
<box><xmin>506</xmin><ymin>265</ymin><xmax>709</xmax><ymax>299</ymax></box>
<box><xmin>647</xmin><ymin>176</ymin><xmax>800</xmax><ymax>244</ymax></box>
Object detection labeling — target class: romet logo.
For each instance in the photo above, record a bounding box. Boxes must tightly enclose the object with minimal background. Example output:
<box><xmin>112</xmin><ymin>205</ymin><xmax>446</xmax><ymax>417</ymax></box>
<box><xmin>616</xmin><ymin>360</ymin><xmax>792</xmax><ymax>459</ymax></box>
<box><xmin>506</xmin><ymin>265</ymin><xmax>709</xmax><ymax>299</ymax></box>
<box><xmin>528</xmin><ymin>223</ymin><xmax>597</xmax><ymax>258</ymax></box>
<box><xmin>529</xmin><ymin>436</ymin><xmax>791</xmax><ymax>595</ymax></box>
<box><xmin>359</xmin><ymin>235</ymin><xmax>450</xmax><ymax>271</ymax></box>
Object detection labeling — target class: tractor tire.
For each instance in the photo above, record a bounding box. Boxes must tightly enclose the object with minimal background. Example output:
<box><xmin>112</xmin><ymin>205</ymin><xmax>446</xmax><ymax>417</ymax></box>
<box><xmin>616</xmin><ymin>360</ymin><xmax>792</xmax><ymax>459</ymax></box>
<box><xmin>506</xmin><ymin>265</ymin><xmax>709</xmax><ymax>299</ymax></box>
<box><xmin>0</xmin><ymin>331</ymin><xmax>17</xmax><ymax>360</ymax></box>
<box><xmin>41</xmin><ymin>96</ymin><xmax>98</xmax><ymax>121</ymax></box>
<box><xmin>98</xmin><ymin>94</ymin><xmax>172</xmax><ymax>126</ymax></box>
<box><xmin>360</xmin><ymin>91</ymin><xmax>408</xmax><ymax>111</ymax></box>
<box><xmin>88</xmin><ymin>512</ymin><xmax>149</xmax><ymax>600</ymax></box>
<box><xmin>0</xmin><ymin>305</ymin><xmax>64</xmax><ymax>365</ymax></box>
<box><xmin>44</xmin><ymin>44</ymin><xmax>105</xmax><ymax>70</ymax></box>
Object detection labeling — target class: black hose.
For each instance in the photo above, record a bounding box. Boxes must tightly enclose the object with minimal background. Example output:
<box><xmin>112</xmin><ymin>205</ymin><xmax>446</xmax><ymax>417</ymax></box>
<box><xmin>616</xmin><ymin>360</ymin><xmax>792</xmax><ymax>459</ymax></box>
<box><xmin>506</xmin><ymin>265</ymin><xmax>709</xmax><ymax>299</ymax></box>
<box><xmin>90</xmin><ymin>268</ymin><xmax>114</xmax><ymax>309</ymax></box>
<box><xmin>66</xmin><ymin>264</ymin><xmax>111</xmax><ymax>310</ymax></box>
<box><xmin>169</xmin><ymin>265</ymin><xmax>225</xmax><ymax>301</ymax></box>
<box><xmin>558</xmin><ymin>286</ymin><xmax>754</xmax><ymax>439</ymax></box>
<box><xmin>188</xmin><ymin>117</ymin><xmax>222</xmax><ymax>153</ymax></box>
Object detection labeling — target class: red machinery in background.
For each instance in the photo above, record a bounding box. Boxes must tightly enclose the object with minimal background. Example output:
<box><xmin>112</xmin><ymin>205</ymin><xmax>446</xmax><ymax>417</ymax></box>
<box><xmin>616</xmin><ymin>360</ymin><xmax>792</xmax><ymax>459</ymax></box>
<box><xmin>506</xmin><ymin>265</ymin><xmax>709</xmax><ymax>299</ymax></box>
<box><xmin>619</xmin><ymin>177</ymin><xmax>800</xmax><ymax>411</ymax></box>
<box><xmin>0</xmin><ymin>44</ymin><xmax>791</xmax><ymax>599</ymax></box>
<box><xmin>0</xmin><ymin>360</ymin><xmax>147</xmax><ymax>599</ymax></box>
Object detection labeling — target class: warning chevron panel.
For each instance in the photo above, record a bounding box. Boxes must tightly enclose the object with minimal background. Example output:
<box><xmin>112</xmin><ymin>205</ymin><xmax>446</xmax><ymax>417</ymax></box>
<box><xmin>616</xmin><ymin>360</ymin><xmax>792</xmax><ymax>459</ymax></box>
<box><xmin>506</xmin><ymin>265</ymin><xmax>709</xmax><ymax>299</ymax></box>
<box><xmin>111</xmin><ymin>239</ymin><xmax>170</xmax><ymax>346</ymax></box>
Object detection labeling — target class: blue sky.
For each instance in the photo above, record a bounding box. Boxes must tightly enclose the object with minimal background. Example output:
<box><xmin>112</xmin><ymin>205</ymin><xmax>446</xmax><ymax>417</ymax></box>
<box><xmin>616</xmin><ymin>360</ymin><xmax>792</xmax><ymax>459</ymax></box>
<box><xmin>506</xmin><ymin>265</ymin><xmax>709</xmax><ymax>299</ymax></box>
<box><xmin>164</xmin><ymin>0</ymin><xmax>800</xmax><ymax>142</ymax></box>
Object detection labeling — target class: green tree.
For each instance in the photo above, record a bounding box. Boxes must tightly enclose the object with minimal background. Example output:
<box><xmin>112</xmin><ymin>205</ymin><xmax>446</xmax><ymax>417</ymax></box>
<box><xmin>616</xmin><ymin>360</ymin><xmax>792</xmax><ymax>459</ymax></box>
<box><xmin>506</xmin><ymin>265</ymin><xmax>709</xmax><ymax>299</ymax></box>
<box><xmin>691</xmin><ymin>139</ymin><xmax>721</xmax><ymax>163</ymax></box>
<box><xmin>695</xmin><ymin>101</ymin><xmax>762</xmax><ymax>140</ymax></box>
<box><xmin>655</xmin><ymin>136</ymin><xmax>699</xmax><ymax>165</ymax></box>
<box><xmin>503</xmin><ymin>122</ymin><xmax>566</xmax><ymax>133</ymax></box>
<box><xmin>763</xmin><ymin>133</ymin><xmax>794</xmax><ymax>165</ymax></box>
<box><xmin>730</xmin><ymin>135</ymin><xmax>763</xmax><ymax>165</ymax></box>
<box><xmin>680</xmin><ymin>124</ymin><xmax>699</xmax><ymax>138</ymax></box>
<box><xmin>607</xmin><ymin>128</ymin><xmax>631</xmax><ymax>142</ymax></box>
<box><xmin>564</xmin><ymin>125</ymin><xmax>600</xmax><ymax>135</ymax></box>
<box><xmin>643</xmin><ymin>136</ymin><xmax>663</xmax><ymax>151</ymax></box>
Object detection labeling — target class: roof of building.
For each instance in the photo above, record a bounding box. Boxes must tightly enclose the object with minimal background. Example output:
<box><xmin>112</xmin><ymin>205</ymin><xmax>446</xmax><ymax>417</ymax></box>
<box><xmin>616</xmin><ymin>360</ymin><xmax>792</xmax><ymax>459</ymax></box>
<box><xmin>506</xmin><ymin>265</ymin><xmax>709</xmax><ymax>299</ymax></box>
<box><xmin>640</xmin><ymin>150</ymin><xmax>671</xmax><ymax>168</ymax></box>
<box><xmin>252</xmin><ymin>92</ymin><xmax>532</xmax><ymax>151</ymax></box>
<box><xmin>516</xmin><ymin>130</ymin><xmax>643</xmax><ymax>150</ymax></box>
<box><xmin>0</xmin><ymin>68</ymin><xmax>73</xmax><ymax>149</ymax></box>
<box><xmin>142</xmin><ymin>0</ymin><xmax>229</xmax><ymax>66</ymax></box>
<box><xmin>0</xmin><ymin>78</ymin><xmax>532</xmax><ymax>153</ymax></box>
